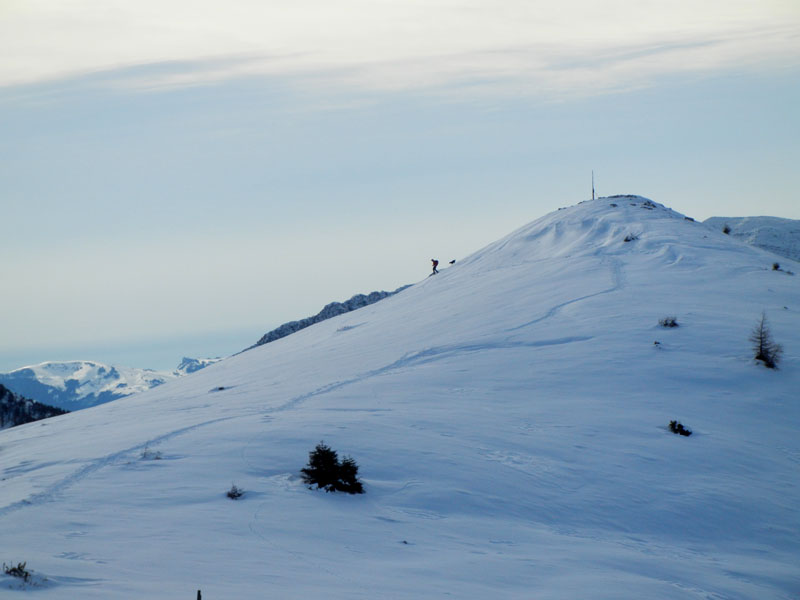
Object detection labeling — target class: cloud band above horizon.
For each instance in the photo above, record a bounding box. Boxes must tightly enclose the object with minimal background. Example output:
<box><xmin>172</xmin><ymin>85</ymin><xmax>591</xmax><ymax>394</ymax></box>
<box><xmin>2</xmin><ymin>0</ymin><xmax>798</xmax><ymax>98</ymax></box>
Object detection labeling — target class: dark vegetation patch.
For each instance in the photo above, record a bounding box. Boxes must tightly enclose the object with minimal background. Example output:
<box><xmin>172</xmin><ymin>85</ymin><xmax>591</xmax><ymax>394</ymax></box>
<box><xmin>301</xmin><ymin>442</ymin><xmax>364</xmax><ymax>494</ymax></box>
<box><xmin>3</xmin><ymin>562</ymin><xmax>31</xmax><ymax>583</ymax></box>
<box><xmin>669</xmin><ymin>421</ymin><xmax>692</xmax><ymax>436</ymax></box>
<box><xmin>227</xmin><ymin>484</ymin><xmax>244</xmax><ymax>500</ymax></box>
<box><xmin>659</xmin><ymin>316</ymin><xmax>679</xmax><ymax>328</ymax></box>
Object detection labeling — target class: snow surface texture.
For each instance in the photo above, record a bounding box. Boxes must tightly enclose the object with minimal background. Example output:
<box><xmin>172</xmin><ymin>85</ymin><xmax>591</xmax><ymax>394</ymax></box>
<box><xmin>1</xmin><ymin>196</ymin><xmax>799</xmax><ymax>598</ymax></box>
<box><xmin>247</xmin><ymin>287</ymin><xmax>411</xmax><ymax>349</ymax></box>
<box><xmin>0</xmin><ymin>358</ymin><xmax>221</xmax><ymax>411</ymax></box>
<box><xmin>704</xmin><ymin>215</ymin><xmax>800</xmax><ymax>263</ymax></box>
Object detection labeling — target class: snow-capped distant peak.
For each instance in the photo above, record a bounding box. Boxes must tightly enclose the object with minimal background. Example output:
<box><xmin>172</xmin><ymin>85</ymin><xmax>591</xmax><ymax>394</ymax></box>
<box><xmin>174</xmin><ymin>357</ymin><xmax>223</xmax><ymax>376</ymax></box>
<box><xmin>9</xmin><ymin>360</ymin><xmax>151</xmax><ymax>391</ymax></box>
<box><xmin>0</xmin><ymin>357</ymin><xmax>222</xmax><ymax>411</ymax></box>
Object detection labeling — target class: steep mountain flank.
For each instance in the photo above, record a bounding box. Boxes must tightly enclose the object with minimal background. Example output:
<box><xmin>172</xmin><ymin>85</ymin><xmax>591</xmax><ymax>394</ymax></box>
<box><xmin>0</xmin><ymin>384</ymin><xmax>67</xmax><ymax>429</ymax></box>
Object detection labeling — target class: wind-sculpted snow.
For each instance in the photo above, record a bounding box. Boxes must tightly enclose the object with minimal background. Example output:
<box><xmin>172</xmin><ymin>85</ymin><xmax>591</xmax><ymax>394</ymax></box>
<box><xmin>247</xmin><ymin>287</ymin><xmax>411</xmax><ymax>350</ymax></box>
<box><xmin>704</xmin><ymin>215</ymin><xmax>800</xmax><ymax>263</ymax></box>
<box><xmin>1</xmin><ymin>196</ymin><xmax>798</xmax><ymax>599</ymax></box>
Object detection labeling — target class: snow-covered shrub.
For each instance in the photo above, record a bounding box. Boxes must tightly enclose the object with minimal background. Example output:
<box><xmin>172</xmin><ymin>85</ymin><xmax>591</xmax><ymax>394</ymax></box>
<box><xmin>3</xmin><ymin>562</ymin><xmax>31</xmax><ymax>583</ymax></box>
<box><xmin>659</xmin><ymin>316</ymin><xmax>679</xmax><ymax>328</ymax></box>
<box><xmin>226</xmin><ymin>484</ymin><xmax>244</xmax><ymax>500</ymax></box>
<box><xmin>301</xmin><ymin>442</ymin><xmax>364</xmax><ymax>494</ymax></box>
<box><xmin>140</xmin><ymin>445</ymin><xmax>162</xmax><ymax>460</ymax></box>
<box><xmin>668</xmin><ymin>421</ymin><xmax>692</xmax><ymax>436</ymax></box>
<box><xmin>750</xmin><ymin>312</ymin><xmax>783</xmax><ymax>369</ymax></box>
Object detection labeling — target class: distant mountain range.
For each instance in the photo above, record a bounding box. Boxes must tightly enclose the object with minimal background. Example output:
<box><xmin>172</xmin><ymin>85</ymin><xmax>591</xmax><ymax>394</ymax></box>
<box><xmin>0</xmin><ymin>384</ymin><xmax>67</xmax><ymax>429</ymax></box>
<box><xmin>704</xmin><ymin>216</ymin><xmax>800</xmax><ymax>263</ymax></box>
<box><xmin>0</xmin><ymin>357</ymin><xmax>221</xmax><ymax>411</ymax></box>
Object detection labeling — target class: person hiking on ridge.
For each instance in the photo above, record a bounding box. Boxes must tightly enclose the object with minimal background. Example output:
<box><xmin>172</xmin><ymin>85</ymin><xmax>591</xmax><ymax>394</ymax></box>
<box><xmin>431</xmin><ymin>259</ymin><xmax>439</xmax><ymax>275</ymax></box>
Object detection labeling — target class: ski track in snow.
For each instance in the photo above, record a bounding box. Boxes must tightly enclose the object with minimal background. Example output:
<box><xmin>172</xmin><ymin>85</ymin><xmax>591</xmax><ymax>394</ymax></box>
<box><xmin>238</xmin><ymin>332</ymin><xmax>596</xmax><ymax>545</ymax></box>
<box><xmin>236</xmin><ymin>273</ymin><xmax>603</xmax><ymax>478</ymax></box>
<box><xmin>1</xmin><ymin>254</ymin><xmax>614</xmax><ymax>520</ymax></box>
<box><xmin>235</xmin><ymin>255</ymin><xmax>613</xmax><ymax>555</ymax></box>
<box><xmin>263</xmin><ymin>336</ymin><xmax>593</xmax><ymax>418</ymax></box>
<box><xmin>505</xmin><ymin>256</ymin><xmax>624</xmax><ymax>332</ymax></box>
<box><xmin>262</xmin><ymin>258</ymin><xmax>616</xmax><ymax>415</ymax></box>
<box><xmin>0</xmin><ymin>416</ymin><xmax>239</xmax><ymax>517</ymax></box>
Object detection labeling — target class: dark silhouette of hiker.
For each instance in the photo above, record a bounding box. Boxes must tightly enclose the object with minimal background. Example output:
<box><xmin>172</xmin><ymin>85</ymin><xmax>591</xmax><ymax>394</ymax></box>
<box><xmin>431</xmin><ymin>259</ymin><xmax>439</xmax><ymax>274</ymax></box>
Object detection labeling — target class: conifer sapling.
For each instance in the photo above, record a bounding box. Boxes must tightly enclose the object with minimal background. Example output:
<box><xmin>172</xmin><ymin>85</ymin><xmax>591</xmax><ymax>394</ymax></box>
<box><xmin>750</xmin><ymin>312</ymin><xmax>783</xmax><ymax>369</ymax></box>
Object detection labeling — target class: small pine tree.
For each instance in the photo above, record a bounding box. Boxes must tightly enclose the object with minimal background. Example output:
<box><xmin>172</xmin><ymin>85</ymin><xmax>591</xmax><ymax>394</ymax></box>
<box><xmin>750</xmin><ymin>312</ymin><xmax>783</xmax><ymax>369</ymax></box>
<box><xmin>669</xmin><ymin>420</ymin><xmax>692</xmax><ymax>436</ymax></box>
<box><xmin>226</xmin><ymin>484</ymin><xmax>244</xmax><ymax>499</ymax></box>
<box><xmin>659</xmin><ymin>316</ymin><xmax>679</xmax><ymax>328</ymax></box>
<box><xmin>337</xmin><ymin>456</ymin><xmax>364</xmax><ymax>494</ymax></box>
<box><xmin>301</xmin><ymin>442</ymin><xmax>340</xmax><ymax>491</ymax></box>
<box><xmin>301</xmin><ymin>442</ymin><xmax>364</xmax><ymax>494</ymax></box>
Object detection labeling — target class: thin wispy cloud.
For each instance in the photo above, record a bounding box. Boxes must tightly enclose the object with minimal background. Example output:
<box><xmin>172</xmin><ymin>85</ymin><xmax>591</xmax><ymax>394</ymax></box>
<box><xmin>2</xmin><ymin>0</ymin><xmax>797</xmax><ymax>99</ymax></box>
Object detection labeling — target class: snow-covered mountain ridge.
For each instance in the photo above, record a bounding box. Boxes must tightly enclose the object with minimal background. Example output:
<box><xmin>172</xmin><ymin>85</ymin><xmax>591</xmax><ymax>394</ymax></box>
<box><xmin>1</xmin><ymin>196</ymin><xmax>798</xmax><ymax>598</ymax></box>
<box><xmin>247</xmin><ymin>286</ymin><xmax>411</xmax><ymax>350</ymax></box>
<box><xmin>704</xmin><ymin>215</ymin><xmax>800</xmax><ymax>263</ymax></box>
<box><xmin>0</xmin><ymin>358</ymin><xmax>221</xmax><ymax>411</ymax></box>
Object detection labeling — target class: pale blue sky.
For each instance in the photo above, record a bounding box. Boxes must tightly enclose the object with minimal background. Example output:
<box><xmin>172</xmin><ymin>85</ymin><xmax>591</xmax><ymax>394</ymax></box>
<box><xmin>1</xmin><ymin>1</ymin><xmax>798</xmax><ymax>371</ymax></box>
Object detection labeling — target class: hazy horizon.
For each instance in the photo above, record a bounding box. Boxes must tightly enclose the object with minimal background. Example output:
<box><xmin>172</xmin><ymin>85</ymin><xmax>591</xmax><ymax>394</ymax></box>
<box><xmin>0</xmin><ymin>326</ymin><xmax>263</xmax><ymax>373</ymax></box>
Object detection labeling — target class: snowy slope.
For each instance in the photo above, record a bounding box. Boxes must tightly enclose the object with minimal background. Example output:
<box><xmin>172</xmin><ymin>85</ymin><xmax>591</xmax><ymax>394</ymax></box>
<box><xmin>0</xmin><ymin>358</ymin><xmax>221</xmax><ymax>411</ymax></box>
<box><xmin>704</xmin><ymin>215</ymin><xmax>800</xmax><ymax>263</ymax></box>
<box><xmin>1</xmin><ymin>196</ymin><xmax>798</xmax><ymax>599</ymax></box>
